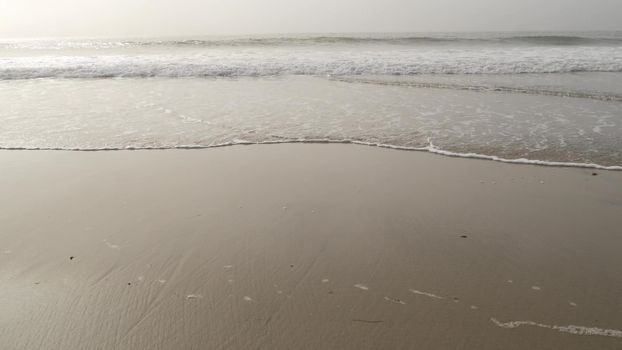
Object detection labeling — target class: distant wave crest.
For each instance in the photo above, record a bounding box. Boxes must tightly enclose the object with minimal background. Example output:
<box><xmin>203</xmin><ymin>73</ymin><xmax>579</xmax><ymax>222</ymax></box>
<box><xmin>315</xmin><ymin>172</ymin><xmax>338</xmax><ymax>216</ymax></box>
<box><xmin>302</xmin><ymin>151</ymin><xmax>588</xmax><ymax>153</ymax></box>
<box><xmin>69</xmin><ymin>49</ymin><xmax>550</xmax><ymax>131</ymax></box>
<box><xmin>128</xmin><ymin>35</ymin><xmax>622</xmax><ymax>47</ymax></box>
<box><xmin>3</xmin><ymin>35</ymin><xmax>622</xmax><ymax>50</ymax></box>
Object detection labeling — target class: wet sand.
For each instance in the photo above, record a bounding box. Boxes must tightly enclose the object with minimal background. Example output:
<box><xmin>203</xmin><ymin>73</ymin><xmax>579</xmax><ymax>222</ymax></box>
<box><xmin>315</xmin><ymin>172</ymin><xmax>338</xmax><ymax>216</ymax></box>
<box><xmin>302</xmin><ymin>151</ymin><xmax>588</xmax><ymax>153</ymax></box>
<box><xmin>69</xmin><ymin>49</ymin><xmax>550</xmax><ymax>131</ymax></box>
<box><xmin>1</xmin><ymin>144</ymin><xmax>621</xmax><ymax>349</ymax></box>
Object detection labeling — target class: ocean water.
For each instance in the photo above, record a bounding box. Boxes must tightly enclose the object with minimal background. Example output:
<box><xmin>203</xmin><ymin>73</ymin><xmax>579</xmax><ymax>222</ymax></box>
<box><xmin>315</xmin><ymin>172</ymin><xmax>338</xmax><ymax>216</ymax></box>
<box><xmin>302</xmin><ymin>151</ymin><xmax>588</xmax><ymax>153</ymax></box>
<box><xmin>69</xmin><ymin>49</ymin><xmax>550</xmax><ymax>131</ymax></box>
<box><xmin>1</xmin><ymin>32</ymin><xmax>621</xmax><ymax>169</ymax></box>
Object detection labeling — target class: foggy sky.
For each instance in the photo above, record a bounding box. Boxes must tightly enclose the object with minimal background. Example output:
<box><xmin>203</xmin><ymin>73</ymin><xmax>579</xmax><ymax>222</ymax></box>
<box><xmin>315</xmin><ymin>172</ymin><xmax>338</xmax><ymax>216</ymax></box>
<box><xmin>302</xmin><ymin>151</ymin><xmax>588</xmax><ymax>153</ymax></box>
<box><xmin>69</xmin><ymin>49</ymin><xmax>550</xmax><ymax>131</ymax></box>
<box><xmin>1</xmin><ymin>0</ymin><xmax>621</xmax><ymax>38</ymax></box>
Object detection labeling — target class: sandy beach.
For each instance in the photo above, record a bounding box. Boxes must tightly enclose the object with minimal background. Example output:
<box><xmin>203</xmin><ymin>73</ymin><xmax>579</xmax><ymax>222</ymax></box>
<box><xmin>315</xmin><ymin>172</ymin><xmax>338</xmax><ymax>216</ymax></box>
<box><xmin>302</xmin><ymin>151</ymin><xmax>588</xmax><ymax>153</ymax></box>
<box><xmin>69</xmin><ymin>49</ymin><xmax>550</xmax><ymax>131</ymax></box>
<box><xmin>0</xmin><ymin>144</ymin><xmax>620</xmax><ymax>349</ymax></box>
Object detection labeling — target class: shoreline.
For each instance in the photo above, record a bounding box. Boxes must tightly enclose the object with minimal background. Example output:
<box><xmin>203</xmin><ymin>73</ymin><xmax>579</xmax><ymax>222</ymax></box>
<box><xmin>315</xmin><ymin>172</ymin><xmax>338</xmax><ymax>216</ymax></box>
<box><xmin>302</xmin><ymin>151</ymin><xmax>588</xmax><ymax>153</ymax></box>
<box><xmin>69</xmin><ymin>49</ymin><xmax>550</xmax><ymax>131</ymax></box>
<box><xmin>1</xmin><ymin>139</ymin><xmax>620</xmax><ymax>171</ymax></box>
<box><xmin>1</xmin><ymin>143</ymin><xmax>621</xmax><ymax>349</ymax></box>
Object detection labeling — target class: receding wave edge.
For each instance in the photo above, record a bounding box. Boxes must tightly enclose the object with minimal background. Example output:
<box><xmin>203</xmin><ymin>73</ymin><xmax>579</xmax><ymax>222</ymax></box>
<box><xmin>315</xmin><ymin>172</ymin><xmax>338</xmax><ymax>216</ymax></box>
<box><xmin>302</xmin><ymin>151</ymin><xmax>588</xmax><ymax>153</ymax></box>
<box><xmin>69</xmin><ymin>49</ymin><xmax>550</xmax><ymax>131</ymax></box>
<box><xmin>330</xmin><ymin>77</ymin><xmax>622</xmax><ymax>102</ymax></box>
<box><xmin>1</xmin><ymin>139</ymin><xmax>620</xmax><ymax>171</ymax></box>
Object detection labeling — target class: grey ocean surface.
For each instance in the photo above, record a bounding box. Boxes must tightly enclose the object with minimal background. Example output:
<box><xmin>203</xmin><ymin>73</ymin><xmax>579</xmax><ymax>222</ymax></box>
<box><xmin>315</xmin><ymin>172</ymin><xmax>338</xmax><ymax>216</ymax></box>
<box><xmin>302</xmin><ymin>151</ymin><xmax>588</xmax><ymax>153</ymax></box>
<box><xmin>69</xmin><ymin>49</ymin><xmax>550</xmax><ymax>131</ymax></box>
<box><xmin>1</xmin><ymin>32</ymin><xmax>621</xmax><ymax>168</ymax></box>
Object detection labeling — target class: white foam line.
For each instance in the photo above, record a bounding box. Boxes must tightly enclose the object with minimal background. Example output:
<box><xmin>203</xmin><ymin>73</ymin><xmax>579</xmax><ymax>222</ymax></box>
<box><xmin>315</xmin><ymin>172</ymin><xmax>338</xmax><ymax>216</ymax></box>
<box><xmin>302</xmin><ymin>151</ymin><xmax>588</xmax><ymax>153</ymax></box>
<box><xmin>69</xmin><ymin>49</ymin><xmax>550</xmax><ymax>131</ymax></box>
<box><xmin>104</xmin><ymin>241</ymin><xmax>120</xmax><ymax>249</ymax></box>
<box><xmin>384</xmin><ymin>296</ymin><xmax>407</xmax><ymax>305</ymax></box>
<box><xmin>354</xmin><ymin>284</ymin><xmax>369</xmax><ymax>291</ymax></box>
<box><xmin>491</xmin><ymin>318</ymin><xmax>622</xmax><ymax>338</ymax></box>
<box><xmin>409</xmin><ymin>289</ymin><xmax>445</xmax><ymax>300</ymax></box>
<box><xmin>2</xmin><ymin>139</ymin><xmax>620</xmax><ymax>171</ymax></box>
<box><xmin>422</xmin><ymin>139</ymin><xmax>622</xmax><ymax>171</ymax></box>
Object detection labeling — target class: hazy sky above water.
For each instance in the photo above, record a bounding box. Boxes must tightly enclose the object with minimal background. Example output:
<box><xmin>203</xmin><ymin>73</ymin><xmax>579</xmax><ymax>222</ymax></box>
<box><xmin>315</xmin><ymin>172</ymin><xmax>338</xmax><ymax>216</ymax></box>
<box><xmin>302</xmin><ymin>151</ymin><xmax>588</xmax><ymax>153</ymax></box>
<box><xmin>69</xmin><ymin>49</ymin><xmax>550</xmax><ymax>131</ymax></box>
<box><xmin>1</xmin><ymin>0</ymin><xmax>621</xmax><ymax>38</ymax></box>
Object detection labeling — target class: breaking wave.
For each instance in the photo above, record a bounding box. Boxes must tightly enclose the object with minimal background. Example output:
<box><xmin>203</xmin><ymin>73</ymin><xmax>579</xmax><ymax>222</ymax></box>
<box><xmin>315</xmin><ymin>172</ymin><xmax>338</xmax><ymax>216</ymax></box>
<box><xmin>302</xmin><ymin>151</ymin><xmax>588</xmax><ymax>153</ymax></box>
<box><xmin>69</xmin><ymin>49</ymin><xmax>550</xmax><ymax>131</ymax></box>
<box><xmin>1</xmin><ymin>48</ymin><xmax>622</xmax><ymax>80</ymax></box>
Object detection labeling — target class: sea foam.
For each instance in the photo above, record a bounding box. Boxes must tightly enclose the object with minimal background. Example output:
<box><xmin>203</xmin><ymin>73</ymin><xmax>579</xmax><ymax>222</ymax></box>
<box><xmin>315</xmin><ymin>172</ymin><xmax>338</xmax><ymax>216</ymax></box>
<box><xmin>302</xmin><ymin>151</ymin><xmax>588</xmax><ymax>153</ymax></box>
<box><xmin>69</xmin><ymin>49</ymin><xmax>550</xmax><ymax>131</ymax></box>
<box><xmin>1</xmin><ymin>46</ymin><xmax>621</xmax><ymax>80</ymax></box>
